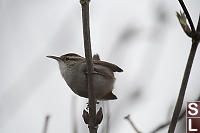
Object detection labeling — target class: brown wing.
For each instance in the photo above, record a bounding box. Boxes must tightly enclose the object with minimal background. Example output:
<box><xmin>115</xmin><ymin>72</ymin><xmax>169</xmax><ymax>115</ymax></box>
<box><xmin>100</xmin><ymin>92</ymin><xmax>117</xmax><ymax>100</ymax></box>
<box><xmin>93</xmin><ymin>64</ymin><xmax>115</xmax><ymax>79</ymax></box>
<box><xmin>80</xmin><ymin>62</ymin><xmax>115</xmax><ymax>79</ymax></box>
<box><xmin>93</xmin><ymin>60</ymin><xmax>123</xmax><ymax>72</ymax></box>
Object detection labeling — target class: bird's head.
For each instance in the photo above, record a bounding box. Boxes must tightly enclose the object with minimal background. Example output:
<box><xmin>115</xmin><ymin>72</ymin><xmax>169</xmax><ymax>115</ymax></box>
<box><xmin>47</xmin><ymin>53</ymin><xmax>84</xmax><ymax>68</ymax></box>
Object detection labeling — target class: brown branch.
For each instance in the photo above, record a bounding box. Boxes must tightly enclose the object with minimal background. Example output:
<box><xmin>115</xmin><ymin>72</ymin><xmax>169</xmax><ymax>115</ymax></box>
<box><xmin>80</xmin><ymin>0</ymin><xmax>97</xmax><ymax>133</ymax></box>
<box><xmin>124</xmin><ymin>115</ymin><xmax>142</xmax><ymax>133</ymax></box>
<box><xmin>42</xmin><ymin>115</ymin><xmax>50</xmax><ymax>133</ymax></box>
<box><xmin>178</xmin><ymin>0</ymin><xmax>195</xmax><ymax>32</ymax></box>
<box><xmin>176</xmin><ymin>11</ymin><xmax>192</xmax><ymax>37</ymax></box>
<box><xmin>168</xmin><ymin>1</ymin><xmax>200</xmax><ymax>132</ymax></box>
<box><xmin>168</xmin><ymin>41</ymin><xmax>198</xmax><ymax>133</ymax></box>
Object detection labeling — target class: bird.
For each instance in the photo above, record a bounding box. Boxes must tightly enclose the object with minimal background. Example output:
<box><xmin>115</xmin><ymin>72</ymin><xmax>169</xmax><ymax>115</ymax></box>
<box><xmin>47</xmin><ymin>53</ymin><xmax>123</xmax><ymax>100</ymax></box>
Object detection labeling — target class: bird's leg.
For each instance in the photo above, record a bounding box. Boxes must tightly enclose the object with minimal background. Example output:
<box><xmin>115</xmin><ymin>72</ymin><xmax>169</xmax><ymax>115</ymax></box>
<box><xmin>86</xmin><ymin>101</ymin><xmax>99</xmax><ymax>110</ymax></box>
<box><xmin>86</xmin><ymin>103</ymin><xmax>89</xmax><ymax>110</ymax></box>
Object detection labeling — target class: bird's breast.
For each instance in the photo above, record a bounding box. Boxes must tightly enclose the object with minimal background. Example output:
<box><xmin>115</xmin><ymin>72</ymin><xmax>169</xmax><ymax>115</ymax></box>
<box><xmin>60</xmin><ymin>63</ymin><xmax>115</xmax><ymax>99</ymax></box>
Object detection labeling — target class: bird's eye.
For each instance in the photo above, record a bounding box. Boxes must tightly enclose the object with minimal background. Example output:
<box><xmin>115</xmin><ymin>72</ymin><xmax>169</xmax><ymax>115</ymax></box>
<box><xmin>65</xmin><ymin>57</ymin><xmax>69</xmax><ymax>61</ymax></box>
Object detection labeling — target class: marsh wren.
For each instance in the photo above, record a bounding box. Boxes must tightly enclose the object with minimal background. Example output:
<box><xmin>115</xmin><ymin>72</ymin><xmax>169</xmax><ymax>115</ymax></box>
<box><xmin>47</xmin><ymin>53</ymin><xmax>123</xmax><ymax>100</ymax></box>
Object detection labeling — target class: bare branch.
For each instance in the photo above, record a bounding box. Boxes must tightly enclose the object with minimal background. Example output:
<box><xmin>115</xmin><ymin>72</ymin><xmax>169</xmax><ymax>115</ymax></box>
<box><xmin>176</xmin><ymin>11</ymin><xmax>192</xmax><ymax>37</ymax></box>
<box><xmin>80</xmin><ymin>0</ymin><xmax>98</xmax><ymax>132</ymax></box>
<box><xmin>178</xmin><ymin>0</ymin><xmax>195</xmax><ymax>32</ymax></box>
<box><xmin>124</xmin><ymin>115</ymin><xmax>142</xmax><ymax>133</ymax></box>
<box><xmin>42</xmin><ymin>115</ymin><xmax>50</xmax><ymax>133</ymax></box>
<box><xmin>168</xmin><ymin>1</ymin><xmax>200</xmax><ymax>132</ymax></box>
<box><xmin>168</xmin><ymin>40</ymin><xmax>198</xmax><ymax>133</ymax></box>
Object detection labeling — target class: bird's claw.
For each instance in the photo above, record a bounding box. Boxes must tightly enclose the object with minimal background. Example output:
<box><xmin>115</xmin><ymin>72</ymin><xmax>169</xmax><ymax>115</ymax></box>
<box><xmin>86</xmin><ymin>101</ymin><xmax>100</xmax><ymax>110</ymax></box>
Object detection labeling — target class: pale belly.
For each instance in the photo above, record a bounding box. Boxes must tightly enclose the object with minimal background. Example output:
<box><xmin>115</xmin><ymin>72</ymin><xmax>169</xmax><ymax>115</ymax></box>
<box><xmin>66</xmin><ymin>71</ymin><xmax>115</xmax><ymax>99</ymax></box>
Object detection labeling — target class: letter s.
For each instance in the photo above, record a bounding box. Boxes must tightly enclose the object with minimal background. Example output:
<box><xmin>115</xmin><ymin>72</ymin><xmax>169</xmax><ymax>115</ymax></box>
<box><xmin>188</xmin><ymin>103</ymin><xmax>198</xmax><ymax>116</ymax></box>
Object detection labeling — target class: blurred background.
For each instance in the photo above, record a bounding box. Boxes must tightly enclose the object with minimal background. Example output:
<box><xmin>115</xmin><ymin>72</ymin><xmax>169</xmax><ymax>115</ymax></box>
<box><xmin>0</xmin><ymin>0</ymin><xmax>200</xmax><ymax>132</ymax></box>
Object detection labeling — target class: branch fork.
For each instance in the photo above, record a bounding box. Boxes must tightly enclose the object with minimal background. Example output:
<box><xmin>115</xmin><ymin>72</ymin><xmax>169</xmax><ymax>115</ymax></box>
<box><xmin>168</xmin><ymin>0</ymin><xmax>200</xmax><ymax>133</ymax></box>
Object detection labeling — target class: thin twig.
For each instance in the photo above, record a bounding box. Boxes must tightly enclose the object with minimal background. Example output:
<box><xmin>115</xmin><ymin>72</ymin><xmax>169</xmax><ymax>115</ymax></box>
<box><xmin>80</xmin><ymin>0</ymin><xmax>97</xmax><ymax>133</ymax></box>
<box><xmin>42</xmin><ymin>115</ymin><xmax>50</xmax><ymax>133</ymax></box>
<box><xmin>178</xmin><ymin>0</ymin><xmax>195</xmax><ymax>32</ymax></box>
<box><xmin>124</xmin><ymin>115</ymin><xmax>142</xmax><ymax>133</ymax></box>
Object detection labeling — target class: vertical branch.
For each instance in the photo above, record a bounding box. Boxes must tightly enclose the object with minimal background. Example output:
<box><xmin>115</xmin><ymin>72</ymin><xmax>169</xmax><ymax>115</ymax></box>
<box><xmin>168</xmin><ymin>43</ymin><xmax>198</xmax><ymax>133</ymax></box>
<box><xmin>168</xmin><ymin>1</ymin><xmax>200</xmax><ymax>133</ymax></box>
<box><xmin>80</xmin><ymin>0</ymin><xmax>97</xmax><ymax>133</ymax></box>
<box><xmin>42</xmin><ymin>115</ymin><xmax>50</xmax><ymax>133</ymax></box>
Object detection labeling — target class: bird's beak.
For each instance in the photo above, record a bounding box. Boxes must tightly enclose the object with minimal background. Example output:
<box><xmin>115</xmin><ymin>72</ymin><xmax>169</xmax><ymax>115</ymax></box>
<box><xmin>46</xmin><ymin>56</ymin><xmax>61</xmax><ymax>61</ymax></box>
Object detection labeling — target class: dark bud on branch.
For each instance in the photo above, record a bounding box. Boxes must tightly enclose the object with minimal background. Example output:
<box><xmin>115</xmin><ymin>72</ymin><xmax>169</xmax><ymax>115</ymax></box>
<box><xmin>82</xmin><ymin>109</ymin><xmax>89</xmax><ymax>124</ymax></box>
<box><xmin>95</xmin><ymin>107</ymin><xmax>103</xmax><ymax>125</ymax></box>
<box><xmin>176</xmin><ymin>11</ymin><xmax>192</xmax><ymax>37</ymax></box>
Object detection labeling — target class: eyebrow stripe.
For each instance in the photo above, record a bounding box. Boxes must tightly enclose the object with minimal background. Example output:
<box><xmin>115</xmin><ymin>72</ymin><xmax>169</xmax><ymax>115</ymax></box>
<box><xmin>67</xmin><ymin>57</ymin><xmax>82</xmax><ymax>60</ymax></box>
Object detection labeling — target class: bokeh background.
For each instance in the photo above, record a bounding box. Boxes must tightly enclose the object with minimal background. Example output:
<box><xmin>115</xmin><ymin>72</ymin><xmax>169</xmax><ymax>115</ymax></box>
<box><xmin>0</xmin><ymin>0</ymin><xmax>200</xmax><ymax>133</ymax></box>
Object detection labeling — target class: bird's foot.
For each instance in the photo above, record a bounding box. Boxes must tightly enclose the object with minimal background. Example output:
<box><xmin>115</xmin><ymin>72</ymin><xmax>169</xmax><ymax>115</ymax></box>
<box><xmin>86</xmin><ymin>101</ymin><xmax>100</xmax><ymax>110</ymax></box>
